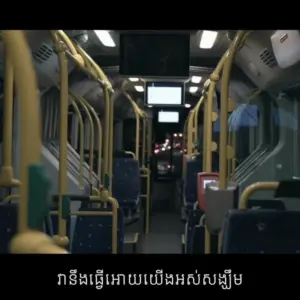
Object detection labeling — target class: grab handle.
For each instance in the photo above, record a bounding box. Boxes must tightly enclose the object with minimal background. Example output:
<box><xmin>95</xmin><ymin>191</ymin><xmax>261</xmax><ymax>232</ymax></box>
<box><xmin>239</xmin><ymin>181</ymin><xmax>279</xmax><ymax>209</ymax></box>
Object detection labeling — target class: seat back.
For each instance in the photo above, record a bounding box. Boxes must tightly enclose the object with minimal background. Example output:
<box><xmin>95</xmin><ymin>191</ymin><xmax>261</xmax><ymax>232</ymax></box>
<box><xmin>0</xmin><ymin>203</ymin><xmax>18</xmax><ymax>253</ymax></box>
<box><xmin>191</xmin><ymin>226</ymin><xmax>219</xmax><ymax>254</ymax></box>
<box><xmin>112</xmin><ymin>158</ymin><xmax>140</xmax><ymax>207</ymax></box>
<box><xmin>185</xmin><ymin>209</ymin><xmax>204</xmax><ymax>253</ymax></box>
<box><xmin>72</xmin><ymin>207</ymin><xmax>124</xmax><ymax>254</ymax></box>
<box><xmin>222</xmin><ymin>210</ymin><xmax>300</xmax><ymax>253</ymax></box>
<box><xmin>114</xmin><ymin>151</ymin><xmax>134</xmax><ymax>158</ymax></box>
<box><xmin>191</xmin><ymin>225</ymin><xmax>205</xmax><ymax>253</ymax></box>
<box><xmin>183</xmin><ymin>156</ymin><xmax>202</xmax><ymax>209</ymax></box>
<box><xmin>247</xmin><ymin>199</ymin><xmax>286</xmax><ymax>210</ymax></box>
<box><xmin>0</xmin><ymin>203</ymin><xmax>55</xmax><ymax>253</ymax></box>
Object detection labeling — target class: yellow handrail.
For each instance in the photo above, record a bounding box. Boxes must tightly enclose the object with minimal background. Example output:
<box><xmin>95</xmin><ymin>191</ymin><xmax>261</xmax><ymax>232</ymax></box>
<box><xmin>192</xmin><ymin>95</ymin><xmax>205</xmax><ymax>154</ymax></box>
<box><xmin>2</xmin><ymin>30</ymin><xmax>67</xmax><ymax>253</ymax></box>
<box><xmin>0</xmin><ymin>45</ymin><xmax>21</xmax><ymax>187</ymax></box>
<box><xmin>52</xmin><ymin>33</ymin><xmax>105</xmax><ymax>188</ymax></box>
<box><xmin>122</xmin><ymin>87</ymin><xmax>145</xmax><ymax>161</ymax></box>
<box><xmin>3</xmin><ymin>31</ymin><xmax>40</xmax><ymax>232</ymax></box>
<box><xmin>56</xmin><ymin>30</ymin><xmax>85</xmax><ymax>68</ymax></box>
<box><xmin>73</xmin><ymin>44</ymin><xmax>112</xmax><ymax>188</ymax></box>
<box><xmin>186</xmin><ymin>109</ymin><xmax>194</xmax><ymax>155</ymax></box>
<box><xmin>239</xmin><ymin>182</ymin><xmax>279</xmax><ymax>209</ymax></box>
<box><xmin>76</xmin><ymin>95</ymin><xmax>103</xmax><ymax>184</ymax></box>
<box><xmin>79</xmin><ymin>97</ymin><xmax>102</xmax><ymax>182</ymax></box>
<box><xmin>108</xmin><ymin>91</ymin><xmax>115</xmax><ymax>195</ymax></box>
<box><xmin>68</xmin><ymin>98</ymin><xmax>84</xmax><ymax>189</ymax></box>
<box><xmin>55</xmin><ymin>84</ymin><xmax>85</xmax><ymax>190</ymax></box>
<box><xmin>50</xmin><ymin>31</ymin><xmax>69</xmax><ymax>248</ymax></box>
<box><xmin>72</xmin><ymin>94</ymin><xmax>94</xmax><ymax>185</ymax></box>
<box><xmin>142</xmin><ymin>117</ymin><xmax>147</xmax><ymax>167</ymax></box>
<box><xmin>203</xmin><ymin>51</ymin><xmax>228</xmax><ymax>173</ymax></box>
<box><xmin>202</xmin><ymin>33</ymin><xmax>247</xmax><ymax>254</ymax></box>
<box><xmin>219</xmin><ymin>30</ymin><xmax>247</xmax><ymax>190</ymax></box>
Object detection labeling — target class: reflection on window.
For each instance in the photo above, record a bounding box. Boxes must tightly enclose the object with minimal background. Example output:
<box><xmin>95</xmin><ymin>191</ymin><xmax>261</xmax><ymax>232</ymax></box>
<box><xmin>212</xmin><ymin>104</ymin><xmax>260</xmax><ymax>165</ymax></box>
<box><xmin>273</xmin><ymin>108</ymin><xmax>297</xmax><ymax>130</ymax></box>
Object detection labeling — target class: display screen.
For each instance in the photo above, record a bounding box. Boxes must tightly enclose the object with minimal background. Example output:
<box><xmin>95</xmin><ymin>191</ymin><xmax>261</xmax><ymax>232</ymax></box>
<box><xmin>158</xmin><ymin>111</ymin><xmax>179</xmax><ymax>123</ymax></box>
<box><xmin>203</xmin><ymin>180</ymin><xmax>216</xmax><ymax>188</ymax></box>
<box><xmin>145</xmin><ymin>82</ymin><xmax>184</xmax><ymax>106</ymax></box>
<box><xmin>119</xmin><ymin>33</ymin><xmax>190</xmax><ymax>78</ymax></box>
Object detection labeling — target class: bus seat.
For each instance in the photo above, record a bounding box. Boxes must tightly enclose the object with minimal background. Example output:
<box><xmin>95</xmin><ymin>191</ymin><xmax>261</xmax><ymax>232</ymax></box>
<box><xmin>113</xmin><ymin>151</ymin><xmax>135</xmax><ymax>158</ymax></box>
<box><xmin>247</xmin><ymin>199</ymin><xmax>286</xmax><ymax>210</ymax></box>
<box><xmin>183</xmin><ymin>156</ymin><xmax>203</xmax><ymax>210</ymax></box>
<box><xmin>222</xmin><ymin>210</ymin><xmax>300</xmax><ymax>253</ymax></box>
<box><xmin>0</xmin><ymin>203</ymin><xmax>56</xmax><ymax>253</ymax></box>
<box><xmin>112</xmin><ymin>158</ymin><xmax>140</xmax><ymax>209</ymax></box>
<box><xmin>49</xmin><ymin>183</ymin><xmax>92</xmax><ymax>249</ymax></box>
<box><xmin>184</xmin><ymin>209</ymin><xmax>204</xmax><ymax>253</ymax></box>
<box><xmin>0</xmin><ymin>203</ymin><xmax>18</xmax><ymax>253</ymax></box>
<box><xmin>191</xmin><ymin>226</ymin><xmax>218</xmax><ymax>254</ymax></box>
<box><xmin>72</xmin><ymin>207</ymin><xmax>124</xmax><ymax>254</ymax></box>
<box><xmin>191</xmin><ymin>225</ymin><xmax>205</xmax><ymax>253</ymax></box>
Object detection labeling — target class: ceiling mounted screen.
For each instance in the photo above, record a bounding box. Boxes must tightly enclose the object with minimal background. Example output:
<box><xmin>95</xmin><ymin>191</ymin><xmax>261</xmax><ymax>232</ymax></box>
<box><xmin>158</xmin><ymin>111</ymin><xmax>179</xmax><ymax>123</ymax></box>
<box><xmin>145</xmin><ymin>81</ymin><xmax>184</xmax><ymax>106</ymax></box>
<box><xmin>120</xmin><ymin>33</ymin><xmax>190</xmax><ymax>78</ymax></box>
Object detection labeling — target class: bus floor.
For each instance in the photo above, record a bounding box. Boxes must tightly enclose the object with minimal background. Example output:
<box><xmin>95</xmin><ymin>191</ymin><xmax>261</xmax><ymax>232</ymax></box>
<box><xmin>124</xmin><ymin>180</ymin><xmax>183</xmax><ymax>254</ymax></box>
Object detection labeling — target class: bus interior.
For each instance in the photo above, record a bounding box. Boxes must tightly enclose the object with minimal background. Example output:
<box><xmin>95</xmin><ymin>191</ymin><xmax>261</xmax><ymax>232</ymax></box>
<box><xmin>1</xmin><ymin>30</ymin><xmax>300</xmax><ymax>254</ymax></box>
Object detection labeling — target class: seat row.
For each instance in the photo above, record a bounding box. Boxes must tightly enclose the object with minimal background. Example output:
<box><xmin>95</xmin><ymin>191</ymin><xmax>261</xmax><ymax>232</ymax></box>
<box><xmin>0</xmin><ymin>152</ymin><xmax>142</xmax><ymax>253</ymax></box>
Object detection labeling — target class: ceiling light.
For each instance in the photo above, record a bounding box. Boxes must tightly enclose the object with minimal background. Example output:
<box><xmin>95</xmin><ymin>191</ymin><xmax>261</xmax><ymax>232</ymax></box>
<box><xmin>134</xmin><ymin>85</ymin><xmax>144</xmax><ymax>92</ymax></box>
<box><xmin>199</xmin><ymin>31</ymin><xmax>218</xmax><ymax>49</ymax></box>
<box><xmin>189</xmin><ymin>86</ymin><xmax>198</xmax><ymax>93</ymax></box>
<box><xmin>185</xmin><ymin>103</ymin><xmax>191</xmax><ymax>108</ymax></box>
<box><xmin>148</xmin><ymin>105</ymin><xmax>153</xmax><ymax>108</ymax></box>
<box><xmin>129</xmin><ymin>78</ymin><xmax>139</xmax><ymax>82</ymax></box>
<box><xmin>191</xmin><ymin>76</ymin><xmax>202</xmax><ymax>84</ymax></box>
<box><xmin>94</xmin><ymin>30</ymin><xmax>116</xmax><ymax>47</ymax></box>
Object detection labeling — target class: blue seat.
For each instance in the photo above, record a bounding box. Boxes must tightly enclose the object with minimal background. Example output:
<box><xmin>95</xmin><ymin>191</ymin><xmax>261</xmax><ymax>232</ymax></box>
<box><xmin>49</xmin><ymin>187</ymin><xmax>92</xmax><ymax>249</ymax></box>
<box><xmin>222</xmin><ymin>210</ymin><xmax>300</xmax><ymax>253</ymax></box>
<box><xmin>184</xmin><ymin>209</ymin><xmax>204</xmax><ymax>253</ymax></box>
<box><xmin>112</xmin><ymin>158</ymin><xmax>140</xmax><ymax>209</ymax></box>
<box><xmin>248</xmin><ymin>199</ymin><xmax>286</xmax><ymax>210</ymax></box>
<box><xmin>72</xmin><ymin>206</ymin><xmax>124</xmax><ymax>254</ymax></box>
<box><xmin>191</xmin><ymin>225</ymin><xmax>206</xmax><ymax>253</ymax></box>
<box><xmin>185</xmin><ymin>210</ymin><xmax>218</xmax><ymax>254</ymax></box>
<box><xmin>0</xmin><ymin>203</ymin><xmax>55</xmax><ymax>253</ymax></box>
<box><xmin>190</xmin><ymin>225</ymin><xmax>219</xmax><ymax>254</ymax></box>
<box><xmin>0</xmin><ymin>203</ymin><xmax>18</xmax><ymax>253</ymax></box>
<box><xmin>183</xmin><ymin>156</ymin><xmax>202</xmax><ymax>210</ymax></box>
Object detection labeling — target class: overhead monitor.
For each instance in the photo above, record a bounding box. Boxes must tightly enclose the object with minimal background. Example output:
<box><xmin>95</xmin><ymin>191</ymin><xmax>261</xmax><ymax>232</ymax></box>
<box><xmin>158</xmin><ymin>111</ymin><xmax>179</xmax><ymax>123</ymax></box>
<box><xmin>119</xmin><ymin>33</ymin><xmax>190</xmax><ymax>78</ymax></box>
<box><xmin>145</xmin><ymin>82</ymin><xmax>184</xmax><ymax>106</ymax></box>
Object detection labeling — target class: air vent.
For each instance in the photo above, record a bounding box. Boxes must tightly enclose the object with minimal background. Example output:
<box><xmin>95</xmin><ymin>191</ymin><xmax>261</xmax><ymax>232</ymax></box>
<box><xmin>259</xmin><ymin>48</ymin><xmax>278</xmax><ymax>68</ymax></box>
<box><xmin>32</xmin><ymin>44</ymin><xmax>53</xmax><ymax>64</ymax></box>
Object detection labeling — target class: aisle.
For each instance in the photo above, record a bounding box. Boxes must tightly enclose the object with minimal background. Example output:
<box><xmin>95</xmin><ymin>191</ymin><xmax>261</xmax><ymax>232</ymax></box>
<box><xmin>139</xmin><ymin>212</ymin><xmax>182</xmax><ymax>254</ymax></box>
<box><xmin>139</xmin><ymin>180</ymin><xmax>183</xmax><ymax>254</ymax></box>
<box><xmin>123</xmin><ymin>180</ymin><xmax>183</xmax><ymax>254</ymax></box>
